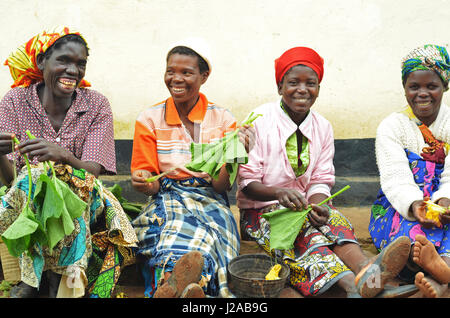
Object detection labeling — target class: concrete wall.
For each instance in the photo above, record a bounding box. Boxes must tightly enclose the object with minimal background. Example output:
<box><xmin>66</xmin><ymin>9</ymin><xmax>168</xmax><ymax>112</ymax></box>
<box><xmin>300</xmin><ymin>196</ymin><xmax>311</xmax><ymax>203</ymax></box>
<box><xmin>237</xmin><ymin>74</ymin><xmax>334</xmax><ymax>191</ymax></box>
<box><xmin>0</xmin><ymin>0</ymin><xmax>449</xmax><ymax>140</ymax></box>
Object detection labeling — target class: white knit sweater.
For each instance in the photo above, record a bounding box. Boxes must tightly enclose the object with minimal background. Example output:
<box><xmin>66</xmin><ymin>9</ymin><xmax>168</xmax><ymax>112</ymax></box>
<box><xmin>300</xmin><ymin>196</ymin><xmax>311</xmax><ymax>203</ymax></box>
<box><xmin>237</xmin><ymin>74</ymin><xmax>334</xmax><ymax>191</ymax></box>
<box><xmin>375</xmin><ymin>103</ymin><xmax>450</xmax><ymax>221</ymax></box>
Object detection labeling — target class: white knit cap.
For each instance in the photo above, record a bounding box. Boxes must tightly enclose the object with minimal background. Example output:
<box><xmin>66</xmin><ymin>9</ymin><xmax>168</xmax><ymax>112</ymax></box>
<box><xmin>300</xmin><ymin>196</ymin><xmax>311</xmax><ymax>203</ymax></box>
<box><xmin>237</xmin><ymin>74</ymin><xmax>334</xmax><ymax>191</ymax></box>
<box><xmin>169</xmin><ymin>37</ymin><xmax>212</xmax><ymax>73</ymax></box>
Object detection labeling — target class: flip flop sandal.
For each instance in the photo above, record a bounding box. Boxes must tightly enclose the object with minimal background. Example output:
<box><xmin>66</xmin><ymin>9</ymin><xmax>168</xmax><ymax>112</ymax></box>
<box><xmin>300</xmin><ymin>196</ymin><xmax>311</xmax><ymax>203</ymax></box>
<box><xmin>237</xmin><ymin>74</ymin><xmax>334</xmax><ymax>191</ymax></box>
<box><xmin>153</xmin><ymin>250</ymin><xmax>204</xmax><ymax>298</ymax></box>
<box><xmin>180</xmin><ymin>283</ymin><xmax>206</xmax><ymax>298</ymax></box>
<box><xmin>376</xmin><ymin>284</ymin><xmax>418</xmax><ymax>298</ymax></box>
<box><xmin>355</xmin><ymin>236</ymin><xmax>411</xmax><ymax>298</ymax></box>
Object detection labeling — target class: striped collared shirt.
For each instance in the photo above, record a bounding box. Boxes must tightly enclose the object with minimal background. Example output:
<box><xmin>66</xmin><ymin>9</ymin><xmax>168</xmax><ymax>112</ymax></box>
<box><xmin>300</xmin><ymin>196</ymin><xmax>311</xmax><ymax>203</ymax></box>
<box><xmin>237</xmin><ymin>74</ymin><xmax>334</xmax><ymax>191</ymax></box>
<box><xmin>131</xmin><ymin>93</ymin><xmax>236</xmax><ymax>179</ymax></box>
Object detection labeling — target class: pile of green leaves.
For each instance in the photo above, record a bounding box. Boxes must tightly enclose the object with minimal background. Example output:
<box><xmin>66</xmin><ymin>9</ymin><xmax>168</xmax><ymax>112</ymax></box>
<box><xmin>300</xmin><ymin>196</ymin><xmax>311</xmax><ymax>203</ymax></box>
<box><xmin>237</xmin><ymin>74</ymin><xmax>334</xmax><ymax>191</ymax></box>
<box><xmin>0</xmin><ymin>185</ymin><xmax>7</xmax><ymax>198</ymax></box>
<box><xmin>106</xmin><ymin>184</ymin><xmax>143</xmax><ymax>220</ymax></box>
<box><xmin>262</xmin><ymin>185</ymin><xmax>350</xmax><ymax>250</ymax></box>
<box><xmin>0</xmin><ymin>280</ymin><xmax>13</xmax><ymax>298</ymax></box>
<box><xmin>1</xmin><ymin>131</ymin><xmax>86</xmax><ymax>258</ymax></box>
<box><xmin>185</xmin><ymin>112</ymin><xmax>262</xmax><ymax>185</ymax></box>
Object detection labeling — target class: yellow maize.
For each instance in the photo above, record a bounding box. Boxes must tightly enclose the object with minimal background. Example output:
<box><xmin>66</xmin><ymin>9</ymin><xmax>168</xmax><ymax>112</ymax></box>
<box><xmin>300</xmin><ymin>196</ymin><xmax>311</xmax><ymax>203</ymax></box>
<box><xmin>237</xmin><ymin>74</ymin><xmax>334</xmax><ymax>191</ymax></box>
<box><xmin>424</xmin><ymin>200</ymin><xmax>446</xmax><ymax>227</ymax></box>
<box><xmin>265</xmin><ymin>264</ymin><xmax>282</xmax><ymax>280</ymax></box>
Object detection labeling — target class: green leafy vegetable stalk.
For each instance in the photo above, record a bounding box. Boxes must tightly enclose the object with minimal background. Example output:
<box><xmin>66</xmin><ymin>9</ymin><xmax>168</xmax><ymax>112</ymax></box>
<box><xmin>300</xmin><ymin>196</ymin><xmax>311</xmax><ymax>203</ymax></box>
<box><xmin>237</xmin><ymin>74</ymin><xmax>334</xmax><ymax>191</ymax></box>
<box><xmin>1</xmin><ymin>135</ymin><xmax>46</xmax><ymax>258</ymax></box>
<box><xmin>262</xmin><ymin>185</ymin><xmax>350</xmax><ymax>251</ymax></box>
<box><xmin>107</xmin><ymin>183</ymin><xmax>143</xmax><ymax>219</ymax></box>
<box><xmin>185</xmin><ymin>112</ymin><xmax>262</xmax><ymax>185</ymax></box>
<box><xmin>143</xmin><ymin>112</ymin><xmax>262</xmax><ymax>186</ymax></box>
<box><xmin>145</xmin><ymin>166</ymin><xmax>180</xmax><ymax>183</ymax></box>
<box><xmin>1</xmin><ymin>131</ymin><xmax>87</xmax><ymax>258</ymax></box>
<box><xmin>0</xmin><ymin>185</ymin><xmax>7</xmax><ymax>198</ymax></box>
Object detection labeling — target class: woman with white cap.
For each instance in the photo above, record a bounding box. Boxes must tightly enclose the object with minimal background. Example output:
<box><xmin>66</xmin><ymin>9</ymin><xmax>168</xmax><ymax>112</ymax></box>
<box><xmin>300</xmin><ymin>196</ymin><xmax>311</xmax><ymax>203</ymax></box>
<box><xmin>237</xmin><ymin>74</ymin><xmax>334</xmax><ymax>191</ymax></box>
<box><xmin>130</xmin><ymin>39</ymin><xmax>251</xmax><ymax>298</ymax></box>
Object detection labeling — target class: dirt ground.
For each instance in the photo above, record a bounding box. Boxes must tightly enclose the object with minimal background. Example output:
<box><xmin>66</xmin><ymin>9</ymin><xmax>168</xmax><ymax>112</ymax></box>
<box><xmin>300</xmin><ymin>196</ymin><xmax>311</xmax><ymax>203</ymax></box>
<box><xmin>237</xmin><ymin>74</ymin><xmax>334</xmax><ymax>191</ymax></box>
<box><xmin>111</xmin><ymin>205</ymin><xmax>449</xmax><ymax>298</ymax></box>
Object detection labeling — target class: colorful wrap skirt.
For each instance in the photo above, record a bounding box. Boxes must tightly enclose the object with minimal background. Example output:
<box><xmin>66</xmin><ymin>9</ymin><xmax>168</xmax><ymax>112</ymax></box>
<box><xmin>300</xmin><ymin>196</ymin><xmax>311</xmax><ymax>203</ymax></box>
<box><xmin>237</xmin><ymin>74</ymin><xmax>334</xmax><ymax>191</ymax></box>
<box><xmin>369</xmin><ymin>150</ymin><xmax>450</xmax><ymax>261</ymax></box>
<box><xmin>132</xmin><ymin>177</ymin><xmax>240</xmax><ymax>298</ymax></box>
<box><xmin>241</xmin><ymin>205</ymin><xmax>358</xmax><ymax>297</ymax></box>
<box><xmin>0</xmin><ymin>165</ymin><xmax>138</xmax><ymax>298</ymax></box>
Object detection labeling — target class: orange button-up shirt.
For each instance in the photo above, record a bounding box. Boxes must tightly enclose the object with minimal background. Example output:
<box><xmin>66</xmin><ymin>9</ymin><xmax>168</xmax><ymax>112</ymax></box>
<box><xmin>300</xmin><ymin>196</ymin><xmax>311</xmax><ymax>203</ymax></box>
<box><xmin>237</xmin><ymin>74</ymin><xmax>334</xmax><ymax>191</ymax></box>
<box><xmin>131</xmin><ymin>93</ymin><xmax>236</xmax><ymax>179</ymax></box>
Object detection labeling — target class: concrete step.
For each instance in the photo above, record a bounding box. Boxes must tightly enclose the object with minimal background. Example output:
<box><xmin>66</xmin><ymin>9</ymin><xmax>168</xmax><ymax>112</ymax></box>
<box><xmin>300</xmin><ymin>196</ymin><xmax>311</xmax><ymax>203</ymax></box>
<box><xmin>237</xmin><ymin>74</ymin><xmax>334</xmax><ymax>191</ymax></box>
<box><xmin>99</xmin><ymin>175</ymin><xmax>380</xmax><ymax>207</ymax></box>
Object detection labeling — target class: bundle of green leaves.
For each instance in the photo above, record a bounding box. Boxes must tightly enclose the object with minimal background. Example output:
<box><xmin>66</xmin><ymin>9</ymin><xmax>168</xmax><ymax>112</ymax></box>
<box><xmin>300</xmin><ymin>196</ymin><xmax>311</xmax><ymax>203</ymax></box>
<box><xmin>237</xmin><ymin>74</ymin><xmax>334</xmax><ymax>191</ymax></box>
<box><xmin>106</xmin><ymin>183</ymin><xmax>143</xmax><ymax>219</ymax></box>
<box><xmin>186</xmin><ymin>112</ymin><xmax>262</xmax><ymax>185</ymax></box>
<box><xmin>1</xmin><ymin>131</ymin><xmax>86</xmax><ymax>258</ymax></box>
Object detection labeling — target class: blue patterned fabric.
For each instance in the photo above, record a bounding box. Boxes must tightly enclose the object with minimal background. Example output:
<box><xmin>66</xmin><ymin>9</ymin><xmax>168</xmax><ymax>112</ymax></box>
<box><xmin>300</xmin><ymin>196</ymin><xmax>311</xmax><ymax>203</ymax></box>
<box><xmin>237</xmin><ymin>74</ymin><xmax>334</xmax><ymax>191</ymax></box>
<box><xmin>369</xmin><ymin>149</ymin><xmax>450</xmax><ymax>257</ymax></box>
<box><xmin>132</xmin><ymin>177</ymin><xmax>240</xmax><ymax>298</ymax></box>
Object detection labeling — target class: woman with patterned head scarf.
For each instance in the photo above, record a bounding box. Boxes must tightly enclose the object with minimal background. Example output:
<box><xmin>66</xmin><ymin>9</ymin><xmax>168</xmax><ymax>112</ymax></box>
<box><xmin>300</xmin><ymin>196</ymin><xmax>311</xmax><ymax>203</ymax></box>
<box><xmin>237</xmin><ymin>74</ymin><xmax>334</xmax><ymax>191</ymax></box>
<box><xmin>237</xmin><ymin>46</ymin><xmax>413</xmax><ymax>298</ymax></box>
<box><xmin>369</xmin><ymin>44</ymin><xmax>450</xmax><ymax>297</ymax></box>
<box><xmin>0</xmin><ymin>28</ymin><xmax>137</xmax><ymax>298</ymax></box>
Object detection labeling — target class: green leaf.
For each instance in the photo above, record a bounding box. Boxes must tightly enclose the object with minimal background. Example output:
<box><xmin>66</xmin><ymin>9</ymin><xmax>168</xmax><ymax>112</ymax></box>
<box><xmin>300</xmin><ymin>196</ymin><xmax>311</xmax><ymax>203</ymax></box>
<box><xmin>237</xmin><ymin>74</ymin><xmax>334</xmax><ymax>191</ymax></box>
<box><xmin>107</xmin><ymin>183</ymin><xmax>123</xmax><ymax>200</ymax></box>
<box><xmin>262</xmin><ymin>208</ymin><xmax>309</xmax><ymax>250</ymax></box>
<box><xmin>1</xmin><ymin>204</ymin><xmax>46</xmax><ymax>258</ymax></box>
<box><xmin>121</xmin><ymin>202</ymin><xmax>143</xmax><ymax>214</ymax></box>
<box><xmin>186</xmin><ymin>127</ymin><xmax>248</xmax><ymax>184</ymax></box>
<box><xmin>184</xmin><ymin>112</ymin><xmax>262</xmax><ymax>185</ymax></box>
<box><xmin>33</xmin><ymin>173</ymin><xmax>87</xmax><ymax>252</ymax></box>
<box><xmin>0</xmin><ymin>185</ymin><xmax>7</xmax><ymax>198</ymax></box>
<box><xmin>261</xmin><ymin>185</ymin><xmax>351</xmax><ymax>250</ymax></box>
<box><xmin>106</xmin><ymin>184</ymin><xmax>143</xmax><ymax>217</ymax></box>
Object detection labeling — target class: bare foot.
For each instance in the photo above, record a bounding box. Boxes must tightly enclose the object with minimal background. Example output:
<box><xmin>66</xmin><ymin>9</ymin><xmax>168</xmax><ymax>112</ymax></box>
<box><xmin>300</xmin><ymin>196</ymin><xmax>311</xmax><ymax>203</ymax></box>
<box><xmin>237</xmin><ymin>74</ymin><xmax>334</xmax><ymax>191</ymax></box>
<box><xmin>412</xmin><ymin>235</ymin><xmax>450</xmax><ymax>284</ymax></box>
<box><xmin>414</xmin><ymin>272</ymin><xmax>448</xmax><ymax>298</ymax></box>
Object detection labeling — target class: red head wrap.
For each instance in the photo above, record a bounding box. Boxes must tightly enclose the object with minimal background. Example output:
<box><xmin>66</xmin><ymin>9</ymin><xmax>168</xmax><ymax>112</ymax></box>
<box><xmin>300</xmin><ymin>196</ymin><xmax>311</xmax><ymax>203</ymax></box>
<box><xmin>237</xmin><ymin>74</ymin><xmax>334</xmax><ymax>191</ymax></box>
<box><xmin>275</xmin><ymin>47</ymin><xmax>324</xmax><ymax>85</ymax></box>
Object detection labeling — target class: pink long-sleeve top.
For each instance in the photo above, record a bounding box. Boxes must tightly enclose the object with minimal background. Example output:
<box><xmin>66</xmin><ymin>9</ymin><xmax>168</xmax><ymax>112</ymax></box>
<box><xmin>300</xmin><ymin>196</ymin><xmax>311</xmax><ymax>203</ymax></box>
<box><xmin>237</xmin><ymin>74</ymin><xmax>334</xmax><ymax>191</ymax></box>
<box><xmin>237</xmin><ymin>101</ymin><xmax>336</xmax><ymax>210</ymax></box>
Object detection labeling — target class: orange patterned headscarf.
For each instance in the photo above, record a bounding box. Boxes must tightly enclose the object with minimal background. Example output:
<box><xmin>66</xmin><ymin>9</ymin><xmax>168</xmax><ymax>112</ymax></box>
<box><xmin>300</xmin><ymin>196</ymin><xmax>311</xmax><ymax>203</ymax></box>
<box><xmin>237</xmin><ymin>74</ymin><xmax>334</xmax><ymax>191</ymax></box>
<box><xmin>4</xmin><ymin>27</ymin><xmax>91</xmax><ymax>88</ymax></box>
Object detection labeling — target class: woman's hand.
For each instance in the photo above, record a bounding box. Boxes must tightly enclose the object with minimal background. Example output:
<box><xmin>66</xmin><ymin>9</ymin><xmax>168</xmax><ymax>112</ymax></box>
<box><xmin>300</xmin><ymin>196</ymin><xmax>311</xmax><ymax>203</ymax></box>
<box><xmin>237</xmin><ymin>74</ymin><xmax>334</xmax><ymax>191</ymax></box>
<box><xmin>411</xmin><ymin>200</ymin><xmax>439</xmax><ymax>228</ymax></box>
<box><xmin>17</xmin><ymin>138</ymin><xmax>71</xmax><ymax>163</ymax></box>
<box><xmin>0</xmin><ymin>133</ymin><xmax>15</xmax><ymax>185</ymax></box>
<box><xmin>260</xmin><ymin>203</ymin><xmax>280</xmax><ymax>214</ymax></box>
<box><xmin>238</xmin><ymin>124</ymin><xmax>256</xmax><ymax>153</ymax></box>
<box><xmin>308</xmin><ymin>204</ymin><xmax>329</xmax><ymax>228</ymax></box>
<box><xmin>131</xmin><ymin>169</ymin><xmax>160</xmax><ymax>196</ymax></box>
<box><xmin>0</xmin><ymin>133</ymin><xmax>14</xmax><ymax>156</ymax></box>
<box><xmin>274</xmin><ymin>188</ymin><xmax>308</xmax><ymax>211</ymax></box>
<box><xmin>211</xmin><ymin>164</ymin><xmax>231</xmax><ymax>194</ymax></box>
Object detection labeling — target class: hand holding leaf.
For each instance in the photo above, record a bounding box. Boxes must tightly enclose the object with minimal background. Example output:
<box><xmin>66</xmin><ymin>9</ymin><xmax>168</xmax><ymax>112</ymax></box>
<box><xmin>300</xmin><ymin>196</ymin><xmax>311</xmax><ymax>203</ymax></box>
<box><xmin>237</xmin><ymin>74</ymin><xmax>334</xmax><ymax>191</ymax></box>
<box><xmin>262</xmin><ymin>185</ymin><xmax>350</xmax><ymax>250</ymax></box>
<box><xmin>186</xmin><ymin>112</ymin><xmax>262</xmax><ymax>185</ymax></box>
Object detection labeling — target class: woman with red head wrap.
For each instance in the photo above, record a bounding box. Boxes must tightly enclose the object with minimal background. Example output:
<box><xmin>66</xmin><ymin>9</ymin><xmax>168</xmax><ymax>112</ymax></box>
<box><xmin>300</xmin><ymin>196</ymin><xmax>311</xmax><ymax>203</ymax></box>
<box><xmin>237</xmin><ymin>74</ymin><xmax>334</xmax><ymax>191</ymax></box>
<box><xmin>274</xmin><ymin>46</ymin><xmax>324</xmax><ymax>85</ymax></box>
<box><xmin>237</xmin><ymin>47</ymin><xmax>413</xmax><ymax>298</ymax></box>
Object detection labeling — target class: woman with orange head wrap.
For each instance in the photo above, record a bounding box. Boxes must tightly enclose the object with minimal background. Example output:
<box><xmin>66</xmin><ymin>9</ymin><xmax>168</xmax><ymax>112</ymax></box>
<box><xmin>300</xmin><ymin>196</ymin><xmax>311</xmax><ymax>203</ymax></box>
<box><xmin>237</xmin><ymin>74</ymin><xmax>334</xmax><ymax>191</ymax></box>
<box><xmin>0</xmin><ymin>28</ymin><xmax>137</xmax><ymax>298</ymax></box>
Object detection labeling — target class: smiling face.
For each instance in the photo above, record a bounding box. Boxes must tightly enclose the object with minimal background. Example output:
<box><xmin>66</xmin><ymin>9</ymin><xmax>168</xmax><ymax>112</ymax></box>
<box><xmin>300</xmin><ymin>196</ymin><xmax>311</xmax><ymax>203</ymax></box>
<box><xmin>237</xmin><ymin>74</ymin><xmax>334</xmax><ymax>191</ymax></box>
<box><xmin>278</xmin><ymin>64</ymin><xmax>320</xmax><ymax>124</ymax></box>
<box><xmin>38</xmin><ymin>41</ymin><xmax>87</xmax><ymax>98</ymax></box>
<box><xmin>404</xmin><ymin>70</ymin><xmax>444</xmax><ymax>126</ymax></box>
<box><xmin>164</xmin><ymin>53</ymin><xmax>209</xmax><ymax>111</ymax></box>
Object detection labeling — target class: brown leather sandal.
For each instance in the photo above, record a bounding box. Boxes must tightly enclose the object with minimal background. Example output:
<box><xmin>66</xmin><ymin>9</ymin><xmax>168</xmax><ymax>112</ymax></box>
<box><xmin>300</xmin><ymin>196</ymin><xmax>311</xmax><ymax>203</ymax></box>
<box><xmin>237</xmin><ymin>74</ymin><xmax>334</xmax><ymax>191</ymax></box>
<box><xmin>180</xmin><ymin>283</ymin><xmax>206</xmax><ymax>298</ymax></box>
<box><xmin>355</xmin><ymin>236</ymin><xmax>411</xmax><ymax>298</ymax></box>
<box><xmin>153</xmin><ymin>250</ymin><xmax>204</xmax><ymax>298</ymax></box>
